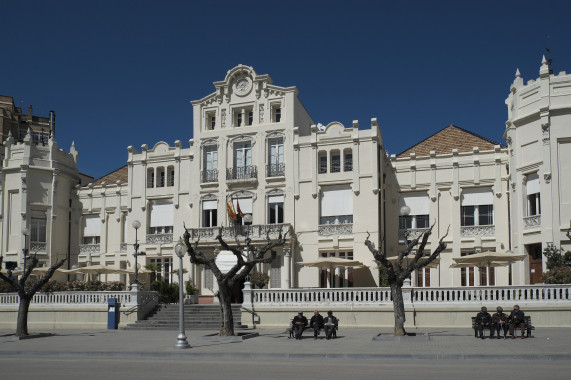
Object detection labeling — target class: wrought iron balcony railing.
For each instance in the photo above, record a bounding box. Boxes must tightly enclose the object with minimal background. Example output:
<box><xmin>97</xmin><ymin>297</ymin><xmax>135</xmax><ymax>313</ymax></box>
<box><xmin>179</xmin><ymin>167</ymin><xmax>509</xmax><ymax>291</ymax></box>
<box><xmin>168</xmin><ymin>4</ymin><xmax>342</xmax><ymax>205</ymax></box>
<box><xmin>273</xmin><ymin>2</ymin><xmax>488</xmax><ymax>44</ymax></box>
<box><xmin>266</xmin><ymin>163</ymin><xmax>285</xmax><ymax>177</ymax></box>
<box><xmin>318</xmin><ymin>223</ymin><xmax>353</xmax><ymax>236</ymax></box>
<box><xmin>460</xmin><ymin>225</ymin><xmax>495</xmax><ymax>237</ymax></box>
<box><xmin>523</xmin><ymin>215</ymin><xmax>541</xmax><ymax>229</ymax></box>
<box><xmin>227</xmin><ymin>165</ymin><xmax>257</xmax><ymax>180</ymax></box>
<box><xmin>187</xmin><ymin>223</ymin><xmax>292</xmax><ymax>241</ymax></box>
<box><xmin>147</xmin><ymin>233</ymin><xmax>173</xmax><ymax>244</ymax></box>
<box><xmin>201</xmin><ymin>169</ymin><xmax>218</xmax><ymax>183</ymax></box>
<box><xmin>79</xmin><ymin>244</ymin><xmax>100</xmax><ymax>253</ymax></box>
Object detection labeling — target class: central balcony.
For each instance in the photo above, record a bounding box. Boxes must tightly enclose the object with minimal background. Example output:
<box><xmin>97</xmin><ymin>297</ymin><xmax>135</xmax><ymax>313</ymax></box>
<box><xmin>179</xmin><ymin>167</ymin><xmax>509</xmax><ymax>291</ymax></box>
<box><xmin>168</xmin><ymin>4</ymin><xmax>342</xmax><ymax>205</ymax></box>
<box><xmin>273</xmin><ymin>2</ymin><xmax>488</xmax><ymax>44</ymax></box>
<box><xmin>201</xmin><ymin>169</ymin><xmax>218</xmax><ymax>183</ymax></box>
<box><xmin>187</xmin><ymin>223</ymin><xmax>292</xmax><ymax>242</ymax></box>
<box><xmin>226</xmin><ymin>165</ymin><xmax>258</xmax><ymax>186</ymax></box>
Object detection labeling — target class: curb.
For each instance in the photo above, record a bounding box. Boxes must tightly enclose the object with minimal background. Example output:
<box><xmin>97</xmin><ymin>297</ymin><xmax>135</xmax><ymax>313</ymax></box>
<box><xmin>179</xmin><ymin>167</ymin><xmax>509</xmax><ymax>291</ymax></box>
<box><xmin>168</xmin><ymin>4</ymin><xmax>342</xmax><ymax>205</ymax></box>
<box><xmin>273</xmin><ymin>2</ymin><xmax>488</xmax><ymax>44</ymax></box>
<box><xmin>1</xmin><ymin>351</ymin><xmax>570</xmax><ymax>361</ymax></box>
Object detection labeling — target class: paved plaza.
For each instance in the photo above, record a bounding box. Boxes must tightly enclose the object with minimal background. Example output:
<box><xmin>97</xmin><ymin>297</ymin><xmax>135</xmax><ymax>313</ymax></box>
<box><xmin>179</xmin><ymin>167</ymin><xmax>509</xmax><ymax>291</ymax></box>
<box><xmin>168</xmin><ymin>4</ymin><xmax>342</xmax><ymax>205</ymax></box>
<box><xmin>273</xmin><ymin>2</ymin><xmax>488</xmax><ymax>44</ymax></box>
<box><xmin>2</xmin><ymin>327</ymin><xmax>571</xmax><ymax>379</ymax></box>
<box><xmin>1</xmin><ymin>327</ymin><xmax>571</xmax><ymax>360</ymax></box>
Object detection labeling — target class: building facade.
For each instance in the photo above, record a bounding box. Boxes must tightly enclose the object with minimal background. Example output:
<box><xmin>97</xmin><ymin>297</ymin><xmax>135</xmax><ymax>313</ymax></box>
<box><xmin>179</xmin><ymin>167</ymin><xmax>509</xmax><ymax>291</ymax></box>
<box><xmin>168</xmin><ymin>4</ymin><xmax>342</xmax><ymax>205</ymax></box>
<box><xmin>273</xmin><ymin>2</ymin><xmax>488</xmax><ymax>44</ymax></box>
<box><xmin>2</xmin><ymin>58</ymin><xmax>570</xmax><ymax>297</ymax></box>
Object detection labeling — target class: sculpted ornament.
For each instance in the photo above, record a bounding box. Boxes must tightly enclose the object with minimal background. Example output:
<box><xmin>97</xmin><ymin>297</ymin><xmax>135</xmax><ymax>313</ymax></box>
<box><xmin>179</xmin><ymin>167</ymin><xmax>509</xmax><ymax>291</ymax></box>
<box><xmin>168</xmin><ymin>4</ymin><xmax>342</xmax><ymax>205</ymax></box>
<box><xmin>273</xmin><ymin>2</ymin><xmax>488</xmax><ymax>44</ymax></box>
<box><xmin>233</xmin><ymin>76</ymin><xmax>252</xmax><ymax>96</ymax></box>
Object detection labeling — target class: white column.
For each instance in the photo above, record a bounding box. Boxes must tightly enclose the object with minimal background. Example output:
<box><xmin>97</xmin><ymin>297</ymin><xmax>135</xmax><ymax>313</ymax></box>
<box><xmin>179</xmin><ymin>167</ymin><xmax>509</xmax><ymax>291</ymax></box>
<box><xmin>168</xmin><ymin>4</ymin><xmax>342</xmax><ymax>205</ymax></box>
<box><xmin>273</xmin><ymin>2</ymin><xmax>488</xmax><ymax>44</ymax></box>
<box><xmin>284</xmin><ymin>248</ymin><xmax>291</xmax><ymax>289</ymax></box>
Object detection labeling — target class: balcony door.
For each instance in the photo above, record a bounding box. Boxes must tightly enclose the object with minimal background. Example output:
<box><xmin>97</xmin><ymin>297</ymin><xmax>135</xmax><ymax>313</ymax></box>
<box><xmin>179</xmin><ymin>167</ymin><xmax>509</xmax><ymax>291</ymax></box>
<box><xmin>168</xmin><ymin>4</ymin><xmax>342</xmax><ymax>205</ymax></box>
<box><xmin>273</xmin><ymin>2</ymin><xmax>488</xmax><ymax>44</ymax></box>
<box><xmin>527</xmin><ymin>243</ymin><xmax>543</xmax><ymax>284</ymax></box>
<box><xmin>234</xmin><ymin>142</ymin><xmax>252</xmax><ymax>178</ymax></box>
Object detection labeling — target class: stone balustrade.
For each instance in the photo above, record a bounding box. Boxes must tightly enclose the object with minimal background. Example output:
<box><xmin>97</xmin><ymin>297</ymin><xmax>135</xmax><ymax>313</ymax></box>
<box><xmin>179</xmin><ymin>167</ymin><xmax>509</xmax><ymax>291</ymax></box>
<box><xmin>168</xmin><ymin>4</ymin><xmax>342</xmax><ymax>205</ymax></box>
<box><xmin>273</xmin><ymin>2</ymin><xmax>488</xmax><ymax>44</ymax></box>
<box><xmin>523</xmin><ymin>215</ymin><xmax>541</xmax><ymax>229</ymax></box>
<box><xmin>187</xmin><ymin>223</ymin><xmax>292</xmax><ymax>241</ymax></box>
<box><xmin>243</xmin><ymin>285</ymin><xmax>571</xmax><ymax>307</ymax></box>
<box><xmin>0</xmin><ymin>290</ymin><xmax>158</xmax><ymax>310</ymax></box>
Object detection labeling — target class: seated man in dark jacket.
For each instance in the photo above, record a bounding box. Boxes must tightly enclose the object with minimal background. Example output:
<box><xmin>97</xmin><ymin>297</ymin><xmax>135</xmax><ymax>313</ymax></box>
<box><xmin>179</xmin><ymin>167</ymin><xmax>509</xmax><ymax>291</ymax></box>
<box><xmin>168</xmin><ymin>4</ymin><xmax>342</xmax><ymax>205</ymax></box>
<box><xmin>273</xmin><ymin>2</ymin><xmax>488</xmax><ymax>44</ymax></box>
<box><xmin>309</xmin><ymin>310</ymin><xmax>324</xmax><ymax>339</ymax></box>
<box><xmin>475</xmin><ymin>306</ymin><xmax>492</xmax><ymax>339</ymax></box>
<box><xmin>492</xmin><ymin>306</ymin><xmax>509</xmax><ymax>339</ymax></box>
<box><xmin>323</xmin><ymin>310</ymin><xmax>338</xmax><ymax>340</ymax></box>
<box><xmin>508</xmin><ymin>304</ymin><xmax>526</xmax><ymax>339</ymax></box>
<box><xmin>292</xmin><ymin>311</ymin><xmax>308</xmax><ymax>340</ymax></box>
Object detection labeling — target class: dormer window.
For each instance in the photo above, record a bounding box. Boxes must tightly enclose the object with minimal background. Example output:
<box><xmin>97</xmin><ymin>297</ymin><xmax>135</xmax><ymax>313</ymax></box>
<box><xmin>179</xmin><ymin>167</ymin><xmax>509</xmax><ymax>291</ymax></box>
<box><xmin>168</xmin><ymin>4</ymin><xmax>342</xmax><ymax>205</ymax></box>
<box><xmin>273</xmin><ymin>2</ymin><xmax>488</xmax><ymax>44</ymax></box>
<box><xmin>210</xmin><ymin>115</ymin><xmax>216</xmax><ymax>130</ymax></box>
<box><xmin>205</xmin><ymin>111</ymin><xmax>216</xmax><ymax>131</ymax></box>
<box><xmin>273</xmin><ymin>107</ymin><xmax>281</xmax><ymax>123</ymax></box>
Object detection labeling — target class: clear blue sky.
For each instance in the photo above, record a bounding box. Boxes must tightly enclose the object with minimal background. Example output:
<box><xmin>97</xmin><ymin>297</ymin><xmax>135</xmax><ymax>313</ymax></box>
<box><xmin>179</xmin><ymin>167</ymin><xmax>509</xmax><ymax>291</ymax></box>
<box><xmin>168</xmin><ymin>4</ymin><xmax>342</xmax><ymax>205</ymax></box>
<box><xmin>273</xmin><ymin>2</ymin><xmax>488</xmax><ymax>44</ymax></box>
<box><xmin>2</xmin><ymin>0</ymin><xmax>570</xmax><ymax>179</ymax></box>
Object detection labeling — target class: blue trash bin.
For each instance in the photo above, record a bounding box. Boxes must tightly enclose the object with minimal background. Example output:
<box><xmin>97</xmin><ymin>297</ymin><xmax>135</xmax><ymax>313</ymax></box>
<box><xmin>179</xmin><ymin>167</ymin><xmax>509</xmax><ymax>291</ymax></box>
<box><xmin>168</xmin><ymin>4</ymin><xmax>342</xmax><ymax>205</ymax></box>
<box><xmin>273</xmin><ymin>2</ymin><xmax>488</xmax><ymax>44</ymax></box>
<box><xmin>107</xmin><ymin>298</ymin><xmax>120</xmax><ymax>329</ymax></box>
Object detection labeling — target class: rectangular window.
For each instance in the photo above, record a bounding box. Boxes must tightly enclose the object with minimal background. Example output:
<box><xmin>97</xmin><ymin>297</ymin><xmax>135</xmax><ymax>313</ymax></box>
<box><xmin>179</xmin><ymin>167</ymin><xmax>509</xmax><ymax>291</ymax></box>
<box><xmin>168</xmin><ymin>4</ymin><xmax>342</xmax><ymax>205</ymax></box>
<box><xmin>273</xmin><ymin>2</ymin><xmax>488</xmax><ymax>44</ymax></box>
<box><xmin>461</xmin><ymin>206</ymin><xmax>475</xmax><ymax>226</ymax></box>
<box><xmin>478</xmin><ymin>205</ymin><xmax>493</xmax><ymax>225</ymax></box>
<box><xmin>236</xmin><ymin>112</ymin><xmax>243</xmax><ymax>127</ymax></box>
<box><xmin>268</xmin><ymin>195</ymin><xmax>284</xmax><ymax>224</ymax></box>
<box><xmin>330</xmin><ymin>154</ymin><xmax>341</xmax><ymax>173</ymax></box>
<box><xmin>399</xmin><ymin>215</ymin><xmax>413</xmax><ymax>230</ymax></box>
<box><xmin>416</xmin><ymin>267</ymin><xmax>430</xmax><ymax>287</ymax></box>
<box><xmin>82</xmin><ymin>215</ymin><xmax>101</xmax><ymax>245</ymax></box>
<box><xmin>150</xmin><ymin>200</ymin><xmax>174</xmax><ymax>234</ymax></box>
<box><xmin>31</xmin><ymin>218</ymin><xmax>47</xmax><ymax>243</ymax></box>
<box><xmin>525</xmin><ymin>172</ymin><xmax>541</xmax><ymax>215</ymax></box>
<box><xmin>202</xmin><ymin>200</ymin><xmax>217</xmax><ymax>227</ymax></box>
<box><xmin>268</xmin><ymin>138</ymin><xmax>284</xmax><ymax>177</ymax></box>
<box><xmin>344</xmin><ymin>152</ymin><xmax>352</xmax><ymax>172</ymax></box>
<box><xmin>203</xmin><ymin>146</ymin><xmax>218</xmax><ymax>182</ymax></box>
<box><xmin>210</xmin><ymin>115</ymin><xmax>216</xmax><ymax>130</ymax></box>
<box><xmin>247</xmin><ymin>111</ymin><xmax>253</xmax><ymax>126</ymax></box>
<box><xmin>320</xmin><ymin>185</ymin><xmax>353</xmax><ymax>224</ymax></box>
<box><xmin>147</xmin><ymin>170</ymin><xmax>154</xmax><ymax>188</ymax></box>
<box><xmin>399</xmin><ymin>193</ymin><xmax>430</xmax><ymax>229</ymax></box>
<box><xmin>415</xmin><ymin>215</ymin><xmax>429</xmax><ymax>228</ymax></box>
<box><xmin>167</xmin><ymin>167</ymin><xmax>175</xmax><ymax>187</ymax></box>
<box><xmin>274</xmin><ymin>107</ymin><xmax>281</xmax><ymax>123</ymax></box>
<box><xmin>158</xmin><ymin>168</ymin><xmax>165</xmax><ymax>187</ymax></box>
<box><xmin>319</xmin><ymin>156</ymin><xmax>327</xmax><ymax>174</ymax></box>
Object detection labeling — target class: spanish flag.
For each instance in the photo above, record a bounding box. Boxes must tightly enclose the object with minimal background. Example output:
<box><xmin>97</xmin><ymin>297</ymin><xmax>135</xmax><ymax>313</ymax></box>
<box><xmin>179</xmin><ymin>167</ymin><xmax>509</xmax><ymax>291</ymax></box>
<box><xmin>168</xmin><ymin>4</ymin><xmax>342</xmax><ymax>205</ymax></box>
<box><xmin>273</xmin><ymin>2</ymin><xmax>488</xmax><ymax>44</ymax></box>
<box><xmin>227</xmin><ymin>200</ymin><xmax>237</xmax><ymax>221</ymax></box>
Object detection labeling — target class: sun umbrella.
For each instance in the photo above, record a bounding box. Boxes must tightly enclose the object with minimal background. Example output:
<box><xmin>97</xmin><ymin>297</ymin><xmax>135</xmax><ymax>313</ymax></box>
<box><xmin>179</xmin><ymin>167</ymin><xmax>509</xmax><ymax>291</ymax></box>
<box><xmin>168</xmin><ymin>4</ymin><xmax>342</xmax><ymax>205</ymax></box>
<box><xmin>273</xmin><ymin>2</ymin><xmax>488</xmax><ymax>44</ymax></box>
<box><xmin>385</xmin><ymin>255</ymin><xmax>441</xmax><ymax>269</ymax></box>
<box><xmin>67</xmin><ymin>265</ymin><xmax>128</xmax><ymax>281</ymax></box>
<box><xmin>298</xmin><ymin>257</ymin><xmax>365</xmax><ymax>288</ymax></box>
<box><xmin>453</xmin><ymin>250</ymin><xmax>526</xmax><ymax>266</ymax></box>
<box><xmin>452</xmin><ymin>251</ymin><xmax>526</xmax><ymax>285</ymax></box>
<box><xmin>298</xmin><ymin>257</ymin><xmax>364</xmax><ymax>268</ymax></box>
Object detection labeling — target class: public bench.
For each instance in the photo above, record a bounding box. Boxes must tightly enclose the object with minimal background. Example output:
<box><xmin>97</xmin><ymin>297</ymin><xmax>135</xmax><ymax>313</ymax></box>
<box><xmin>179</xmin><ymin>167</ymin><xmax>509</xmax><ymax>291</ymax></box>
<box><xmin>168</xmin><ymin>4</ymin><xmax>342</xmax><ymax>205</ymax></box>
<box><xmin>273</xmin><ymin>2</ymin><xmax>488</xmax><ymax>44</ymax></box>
<box><xmin>288</xmin><ymin>319</ymin><xmax>339</xmax><ymax>339</ymax></box>
<box><xmin>471</xmin><ymin>316</ymin><xmax>534</xmax><ymax>338</ymax></box>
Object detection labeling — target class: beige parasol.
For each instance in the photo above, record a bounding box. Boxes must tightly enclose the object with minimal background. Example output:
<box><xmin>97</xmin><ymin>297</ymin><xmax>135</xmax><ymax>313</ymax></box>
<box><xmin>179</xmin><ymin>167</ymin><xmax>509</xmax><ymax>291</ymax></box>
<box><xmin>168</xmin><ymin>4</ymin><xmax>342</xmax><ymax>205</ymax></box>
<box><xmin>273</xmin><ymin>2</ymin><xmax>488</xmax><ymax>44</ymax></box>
<box><xmin>299</xmin><ymin>257</ymin><xmax>365</xmax><ymax>288</ymax></box>
<box><xmin>452</xmin><ymin>251</ymin><xmax>526</xmax><ymax>285</ymax></box>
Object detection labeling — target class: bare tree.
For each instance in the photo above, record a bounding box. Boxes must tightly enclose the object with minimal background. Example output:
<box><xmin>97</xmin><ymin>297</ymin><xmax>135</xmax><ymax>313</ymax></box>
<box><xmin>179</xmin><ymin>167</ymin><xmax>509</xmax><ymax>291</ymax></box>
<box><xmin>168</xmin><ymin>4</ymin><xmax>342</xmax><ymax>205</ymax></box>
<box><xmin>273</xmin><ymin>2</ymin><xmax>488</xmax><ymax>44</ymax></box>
<box><xmin>364</xmin><ymin>223</ymin><xmax>449</xmax><ymax>336</ymax></box>
<box><xmin>0</xmin><ymin>255</ymin><xmax>66</xmax><ymax>337</ymax></box>
<box><xmin>182</xmin><ymin>225</ymin><xmax>288</xmax><ymax>336</ymax></box>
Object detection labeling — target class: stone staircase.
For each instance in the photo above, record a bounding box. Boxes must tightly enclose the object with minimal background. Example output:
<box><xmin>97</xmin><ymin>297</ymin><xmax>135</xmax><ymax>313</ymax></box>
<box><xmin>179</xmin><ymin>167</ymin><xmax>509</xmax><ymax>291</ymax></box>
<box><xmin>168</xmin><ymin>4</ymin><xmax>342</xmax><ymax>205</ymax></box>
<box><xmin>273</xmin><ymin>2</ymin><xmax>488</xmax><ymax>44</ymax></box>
<box><xmin>123</xmin><ymin>304</ymin><xmax>245</xmax><ymax>330</ymax></box>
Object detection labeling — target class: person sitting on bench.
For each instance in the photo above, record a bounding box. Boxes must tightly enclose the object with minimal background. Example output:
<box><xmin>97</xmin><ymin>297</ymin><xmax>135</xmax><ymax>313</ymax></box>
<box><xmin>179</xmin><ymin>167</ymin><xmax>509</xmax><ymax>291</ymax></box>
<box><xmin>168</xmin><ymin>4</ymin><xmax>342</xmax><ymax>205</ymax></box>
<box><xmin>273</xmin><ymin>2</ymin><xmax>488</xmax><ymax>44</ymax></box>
<box><xmin>508</xmin><ymin>304</ymin><xmax>526</xmax><ymax>339</ymax></box>
<box><xmin>309</xmin><ymin>310</ymin><xmax>324</xmax><ymax>340</ymax></box>
<box><xmin>292</xmin><ymin>311</ymin><xmax>308</xmax><ymax>340</ymax></box>
<box><xmin>492</xmin><ymin>306</ymin><xmax>509</xmax><ymax>339</ymax></box>
<box><xmin>323</xmin><ymin>310</ymin><xmax>338</xmax><ymax>340</ymax></box>
<box><xmin>475</xmin><ymin>306</ymin><xmax>492</xmax><ymax>339</ymax></box>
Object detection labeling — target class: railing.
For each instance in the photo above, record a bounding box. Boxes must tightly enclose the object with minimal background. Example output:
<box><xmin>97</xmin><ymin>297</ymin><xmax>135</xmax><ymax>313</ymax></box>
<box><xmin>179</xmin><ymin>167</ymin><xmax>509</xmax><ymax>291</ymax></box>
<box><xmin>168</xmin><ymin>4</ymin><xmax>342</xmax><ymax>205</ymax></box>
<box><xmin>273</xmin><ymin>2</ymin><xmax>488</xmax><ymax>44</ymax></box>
<box><xmin>250</xmin><ymin>287</ymin><xmax>392</xmax><ymax>306</ymax></box>
<box><xmin>79</xmin><ymin>244</ymin><xmax>100</xmax><ymax>253</ymax></box>
<box><xmin>318</xmin><ymin>224</ymin><xmax>353</xmax><ymax>236</ymax></box>
<box><xmin>0</xmin><ymin>291</ymin><xmax>158</xmax><ymax>309</ymax></box>
<box><xmin>460</xmin><ymin>225</ymin><xmax>495</xmax><ymax>237</ymax></box>
<box><xmin>330</xmin><ymin>159</ymin><xmax>341</xmax><ymax>173</ymax></box>
<box><xmin>201</xmin><ymin>169</ymin><xmax>218</xmax><ymax>183</ymax></box>
<box><xmin>187</xmin><ymin>223</ymin><xmax>292</xmax><ymax>241</ymax></box>
<box><xmin>524</xmin><ymin>215</ymin><xmax>541</xmax><ymax>229</ymax></box>
<box><xmin>266</xmin><ymin>163</ymin><xmax>285</xmax><ymax>177</ymax></box>
<box><xmin>411</xmin><ymin>285</ymin><xmax>571</xmax><ymax>304</ymax></box>
<box><xmin>244</xmin><ymin>285</ymin><xmax>571</xmax><ymax>307</ymax></box>
<box><xmin>30</xmin><ymin>242</ymin><xmax>47</xmax><ymax>252</ymax></box>
<box><xmin>398</xmin><ymin>228</ymin><xmax>430</xmax><ymax>241</ymax></box>
<box><xmin>344</xmin><ymin>158</ymin><xmax>352</xmax><ymax>172</ymax></box>
<box><xmin>147</xmin><ymin>233</ymin><xmax>173</xmax><ymax>244</ymax></box>
<box><xmin>227</xmin><ymin>165</ymin><xmax>257</xmax><ymax>180</ymax></box>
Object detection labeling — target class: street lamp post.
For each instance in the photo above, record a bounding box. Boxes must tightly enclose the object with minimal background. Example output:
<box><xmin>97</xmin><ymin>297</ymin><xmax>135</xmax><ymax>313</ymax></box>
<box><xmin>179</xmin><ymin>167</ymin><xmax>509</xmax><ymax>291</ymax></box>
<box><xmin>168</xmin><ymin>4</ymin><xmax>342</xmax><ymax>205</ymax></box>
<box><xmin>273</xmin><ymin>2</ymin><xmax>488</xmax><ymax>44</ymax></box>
<box><xmin>131</xmin><ymin>220</ymin><xmax>146</xmax><ymax>291</ymax></box>
<box><xmin>174</xmin><ymin>241</ymin><xmax>190</xmax><ymax>349</ymax></box>
<box><xmin>22</xmin><ymin>227</ymin><xmax>30</xmax><ymax>275</ymax></box>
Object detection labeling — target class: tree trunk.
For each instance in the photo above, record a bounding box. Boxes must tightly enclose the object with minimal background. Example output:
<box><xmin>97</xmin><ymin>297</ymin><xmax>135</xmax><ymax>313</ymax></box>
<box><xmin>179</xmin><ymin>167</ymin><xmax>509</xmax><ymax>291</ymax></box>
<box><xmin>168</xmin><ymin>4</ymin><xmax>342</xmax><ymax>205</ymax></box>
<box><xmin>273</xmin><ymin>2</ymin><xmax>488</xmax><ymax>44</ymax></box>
<box><xmin>16</xmin><ymin>296</ymin><xmax>32</xmax><ymax>337</ymax></box>
<box><xmin>218</xmin><ymin>283</ymin><xmax>235</xmax><ymax>336</ymax></box>
<box><xmin>391</xmin><ymin>282</ymin><xmax>406</xmax><ymax>336</ymax></box>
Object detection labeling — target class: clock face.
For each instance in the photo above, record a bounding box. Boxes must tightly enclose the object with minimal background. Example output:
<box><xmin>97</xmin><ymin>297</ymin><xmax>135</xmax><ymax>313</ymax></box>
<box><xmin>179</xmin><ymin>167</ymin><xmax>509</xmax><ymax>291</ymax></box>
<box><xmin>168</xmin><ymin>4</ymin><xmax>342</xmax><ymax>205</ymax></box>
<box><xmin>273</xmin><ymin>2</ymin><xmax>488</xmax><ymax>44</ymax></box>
<box><xmin>233</xmin><ymin>76</ymin><xmax>252</xmax><ymax>96</ymax></box>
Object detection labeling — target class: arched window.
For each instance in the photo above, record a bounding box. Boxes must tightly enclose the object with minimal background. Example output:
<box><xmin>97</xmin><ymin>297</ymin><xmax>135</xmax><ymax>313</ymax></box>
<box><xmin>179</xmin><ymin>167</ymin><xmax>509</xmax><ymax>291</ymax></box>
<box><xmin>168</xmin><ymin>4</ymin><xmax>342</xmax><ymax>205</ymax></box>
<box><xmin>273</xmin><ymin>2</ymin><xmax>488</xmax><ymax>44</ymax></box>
<box><xmin>167</xmin><ymin>166</ymin><xmax>175</xmax><ymax>187</ymax></box>
<box><xmin>147</xmin><ymin>168</ymin><xmax>155</xmax><ymax>188</ymax></box>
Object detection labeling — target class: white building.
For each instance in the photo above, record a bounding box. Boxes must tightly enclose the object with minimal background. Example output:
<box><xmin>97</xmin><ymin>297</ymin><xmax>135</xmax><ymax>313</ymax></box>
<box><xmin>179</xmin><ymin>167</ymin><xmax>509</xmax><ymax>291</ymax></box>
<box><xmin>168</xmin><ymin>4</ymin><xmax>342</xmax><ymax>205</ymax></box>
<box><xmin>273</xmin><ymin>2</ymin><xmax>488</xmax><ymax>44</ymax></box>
<box><xmin>2</xmin><ymin>58</ymin><xmax>571</xmax><ymax>299</ymax></box>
